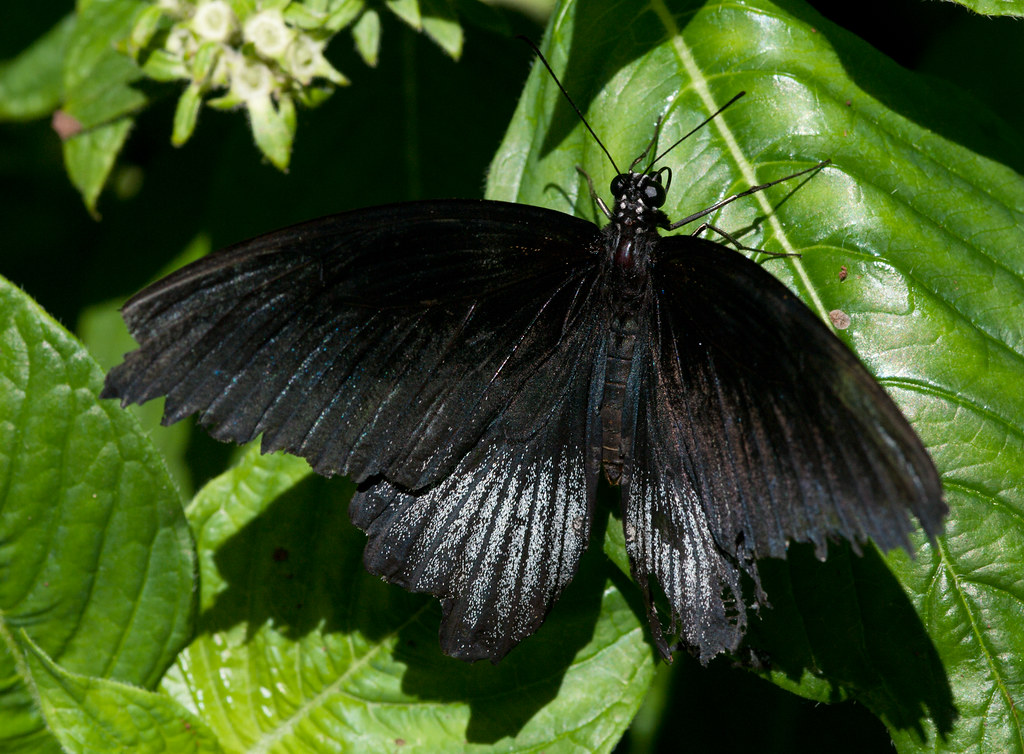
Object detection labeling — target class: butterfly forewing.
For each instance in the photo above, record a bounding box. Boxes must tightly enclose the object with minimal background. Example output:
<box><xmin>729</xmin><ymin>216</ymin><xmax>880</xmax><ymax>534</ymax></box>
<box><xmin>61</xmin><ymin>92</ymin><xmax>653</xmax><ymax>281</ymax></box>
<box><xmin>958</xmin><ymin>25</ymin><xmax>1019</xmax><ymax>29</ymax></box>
<box><xmin>620</xmin><ymin>236</ymin><xmax>946</xmax><ymax>659</ymax></box>
<box><xmin>104</xmin><ymin>200</ymin><xmax>604</xmax><ymax>491</ymax></box>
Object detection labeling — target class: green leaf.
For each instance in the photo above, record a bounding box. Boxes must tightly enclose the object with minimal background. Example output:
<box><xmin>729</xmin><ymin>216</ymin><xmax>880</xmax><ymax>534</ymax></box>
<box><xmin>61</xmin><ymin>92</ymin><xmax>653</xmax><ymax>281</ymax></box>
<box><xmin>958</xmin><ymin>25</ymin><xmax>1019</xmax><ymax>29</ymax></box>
<box><xmin>0</xmin><ymin>14</ymin><xmax>75</xmax><ymax>121</ymax></box>
<box><xmin>62</xmin><ymin>0</ymin><xmax>147</xmax><ymax>131</ymax></box>
<box><xmin>0</xmin><ymin>276</ymin><xmax>196</xmax><ymax>751</ymax></box>
<box><xmin>161</xmin><ymin>447</ymin><xmax>653</xmax><ymax>752</ymax></box>
<box><xmin>490</xmin><ymin>0</ymin><xmax>1024</xmax><ymax>750</ymax></box>
<box><xmin>282</xmin><ymin>2</ymin><xmax>330</xmax><ymax>29</ymax></box>
<box><xmin>421</xmin><ymin>0</ymin><xmax>463</xmax><ymax>59</ymax></box>
<box><xmin>352</xmin><ymin>8</ymin><xmax>382</xmax><ymax>66</ymax></box>
<box><xmin>19</xmin><ymin>633</ymin><xmax>223</xmax><ymax>754</ymax></box>
<box><xmin>323</xmin><ymin>0</ymin><xmax>367</xmax><ymax>33</ymax></box>
<box><xmin>938</xmin><ymin>0</ymin><xmax>1024</xmax><ymax>16</ymax></box>
<box><xmin>140</xmin><ymin>49</ymin><xmax>189</xmax><ymax>82</ymax></box>
<box><xmin>248</xmin><ymin>94</ymin><xmax>297</xmax><ymax>170</ymax></box>
<box><xmin>62</xmin><ymin>117</ymin><xmax>133</xmax><ymax>216</ymax></box>
<box><xmin>172</xmin><ymin>84</ymin><xmax>203</xmax><ymax>146</ymax></box>
<box><xmin>387</xmin><ymin>0</ymin><xmax>423</xmax><ymax>30</ymax></box>
<box><xmin>61</xmin><ymin>0</ymin><xmax>151</xmax><ymax>211</ymax></box>
<box><xmin>126</xmin><ymin>4</ymin><xmax>166</xmax><ymax>57</ymax></box>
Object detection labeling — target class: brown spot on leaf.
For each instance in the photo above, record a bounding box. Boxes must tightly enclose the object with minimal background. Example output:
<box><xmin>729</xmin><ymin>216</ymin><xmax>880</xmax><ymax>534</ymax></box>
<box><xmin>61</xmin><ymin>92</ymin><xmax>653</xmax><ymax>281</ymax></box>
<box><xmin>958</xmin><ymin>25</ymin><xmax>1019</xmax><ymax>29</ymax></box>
<box><xmin>52</xmin><ymin>110</ymin><xmax>82</xmax><ymax>140</ymax></box>
<box><xmin>829</xmin><ymin>310</ymin><xmax>851</xmax><ymax>330</ymax></box>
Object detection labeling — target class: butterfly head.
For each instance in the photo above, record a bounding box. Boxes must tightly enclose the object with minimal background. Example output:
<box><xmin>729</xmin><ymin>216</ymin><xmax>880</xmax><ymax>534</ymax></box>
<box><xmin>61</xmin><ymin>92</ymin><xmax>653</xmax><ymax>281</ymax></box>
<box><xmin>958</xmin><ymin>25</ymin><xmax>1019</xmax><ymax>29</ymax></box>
<box><xmin>609</xmin><ymin>168</ymin><xmax>670</xmax><ymax>232</ymax></box>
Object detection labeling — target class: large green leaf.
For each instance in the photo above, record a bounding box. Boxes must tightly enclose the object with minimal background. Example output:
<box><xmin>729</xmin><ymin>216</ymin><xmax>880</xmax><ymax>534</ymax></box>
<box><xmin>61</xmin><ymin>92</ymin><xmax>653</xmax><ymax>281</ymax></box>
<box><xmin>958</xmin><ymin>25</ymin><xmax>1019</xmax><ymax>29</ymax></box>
<box><xmin>489</xmin><ymin>0</ymin><xmax>1024</xmax><ymax>750</ymax></box>
<box><xmin>0</xmin><ymin>276</ymin><xmax>196</xmax><ymax>751</ymax></box>
<box><xmin>19</xmin><ymin>632</ymin><xmax>222</xmax><ymax>754</ymax></box>
<box><xmin>160</xmin><ymin>447</ymin><xmax>654</xmax><ymax>752</ymax></box>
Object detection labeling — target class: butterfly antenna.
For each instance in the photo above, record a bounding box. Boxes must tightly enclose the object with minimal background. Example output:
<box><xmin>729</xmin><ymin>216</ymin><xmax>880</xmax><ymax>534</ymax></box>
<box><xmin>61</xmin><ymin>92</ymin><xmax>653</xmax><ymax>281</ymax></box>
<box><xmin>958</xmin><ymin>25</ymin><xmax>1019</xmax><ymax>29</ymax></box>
<box><xmin>518</xmin><ymin>36</ymin><xmax>621</xmax><ymax>175</ymax></box>
<box><xmin>631</xmin><ymin>113</ymin><xmax>668</xmax><ymax>173</ymax></box>
<box><xmin>650</xmin><ymin>91</ymin><xmax>746</xmax><ymax>167</ymax></box>
<box><xmin>667</xmin><ymin>159</ymin><xmax>832</xmax><ymax>230</ymax></box>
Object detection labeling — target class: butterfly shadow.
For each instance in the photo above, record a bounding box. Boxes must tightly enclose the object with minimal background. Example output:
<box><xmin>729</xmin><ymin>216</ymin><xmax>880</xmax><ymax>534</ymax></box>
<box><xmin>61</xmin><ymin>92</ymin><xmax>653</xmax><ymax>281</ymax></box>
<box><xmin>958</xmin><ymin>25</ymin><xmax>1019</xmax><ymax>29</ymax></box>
<box><xmin>595</xmin><ymin>496</ymin><xmax>956</xmax><ymax>744</ymax></box>
<box><xmin>196</xmin><ymin>469</ymin><xmax>608</xmax><ymax>743</ymax></box>
<box><xmin>197</xmin><ymin>472</ymin><xmax>420</xmax><ymax>644</ymax></box>
<box><xmin>746</xmin><ymin>541</ymin><xmax>957</xmax><ymax>743</ymax></box>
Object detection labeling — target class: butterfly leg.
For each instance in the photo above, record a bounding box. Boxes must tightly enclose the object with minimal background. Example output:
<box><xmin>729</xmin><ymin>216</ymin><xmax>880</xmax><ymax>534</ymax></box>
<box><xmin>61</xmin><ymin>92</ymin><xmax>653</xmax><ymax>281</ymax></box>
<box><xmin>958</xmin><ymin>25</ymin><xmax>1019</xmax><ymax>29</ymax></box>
<box><xmin>690</xmin><ymin>222</ymin><xmax>800</xmax><ymax>259</ymax></box>
<box><xmin>576</xmin><ymin>166</ymin><xmax>613</xmax><ymax>219</ymax></box>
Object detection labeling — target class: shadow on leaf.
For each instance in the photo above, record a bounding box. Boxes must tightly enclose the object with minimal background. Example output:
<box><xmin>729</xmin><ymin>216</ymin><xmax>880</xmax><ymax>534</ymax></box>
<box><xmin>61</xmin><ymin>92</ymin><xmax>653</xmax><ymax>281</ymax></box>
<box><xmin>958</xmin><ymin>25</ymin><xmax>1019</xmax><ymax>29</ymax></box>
<box><xmin>749</xmin><ymin>542</ymin><xmax>956</xmax><ymax>742</ymax></box>
<box><xmin>197</xmin><ymin>472</ymin><xmax>431</xmax><ymax>644</ymax></box>
<box><xmin>197</xmin><ymin>470</ymin><xmax>607</xmax><ymax>744</ymax></box>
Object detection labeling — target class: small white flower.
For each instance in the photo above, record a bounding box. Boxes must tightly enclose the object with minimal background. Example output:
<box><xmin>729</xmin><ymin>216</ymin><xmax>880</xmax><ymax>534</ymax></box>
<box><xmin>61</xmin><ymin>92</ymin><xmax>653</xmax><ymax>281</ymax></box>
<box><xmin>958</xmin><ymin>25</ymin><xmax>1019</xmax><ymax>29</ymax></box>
<box><xmin>244</xmin><ymin>10</ymin><xmax>293</xmax><ymax>60</ymax></box>
<box><xmin>285</xmin><ymin>34</ymin><xmax>322</xmax><ymax>84</ymax></box>
<box><xmin>211</xmin><ymin>47</ymin><xmax>237</xmax><ymax>88</ymax></box>
<box><xmin>157</xmin><ymin>0</ymin><xmax>188</xmax><ymax>18</ymax></box>
<box><xmin>165</xmin><ymin>26</ymin><xmax>196</xmax><ymax>56</ymax></box>
<box><xmin>231</xmin><ymin>57</ymin><xmax>276</xmax><ymax>101</ymax></box>
<box><xmin>193</xmin><ymin>0</ymin><xmax>237</xmax><ymax>43</ymax></box>
<box><xmin>285</xmin><ymin>34</ymin><xmax>348</xmax><ymax>86</ymax></box>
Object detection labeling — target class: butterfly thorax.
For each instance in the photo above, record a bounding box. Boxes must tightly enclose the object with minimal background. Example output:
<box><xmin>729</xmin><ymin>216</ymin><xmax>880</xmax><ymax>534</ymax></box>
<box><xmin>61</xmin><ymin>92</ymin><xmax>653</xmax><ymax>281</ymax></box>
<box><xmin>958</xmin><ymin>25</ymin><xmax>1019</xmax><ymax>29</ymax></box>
<box><xmin>603</xmin><ymin>170</ymin><xmax>668</xmax><ymax>274</ymax></box>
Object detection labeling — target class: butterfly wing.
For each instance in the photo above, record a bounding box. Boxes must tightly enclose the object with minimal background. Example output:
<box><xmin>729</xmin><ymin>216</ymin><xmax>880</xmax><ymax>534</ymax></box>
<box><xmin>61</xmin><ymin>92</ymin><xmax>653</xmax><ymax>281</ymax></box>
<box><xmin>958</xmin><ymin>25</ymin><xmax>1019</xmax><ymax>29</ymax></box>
<box><xmin>622</xmin><ymin>235</ymin><xmax>945</xmax><ymax>661</ymax></box>
<box><xmin>103</xmin><ymin>200</ymin><xmax>603</xmax><ymax>491</ymax></box>
<box><xmin>350</xmin><ymin>274</ymin><xmax>607</xmax><ymax>661</ymax></box>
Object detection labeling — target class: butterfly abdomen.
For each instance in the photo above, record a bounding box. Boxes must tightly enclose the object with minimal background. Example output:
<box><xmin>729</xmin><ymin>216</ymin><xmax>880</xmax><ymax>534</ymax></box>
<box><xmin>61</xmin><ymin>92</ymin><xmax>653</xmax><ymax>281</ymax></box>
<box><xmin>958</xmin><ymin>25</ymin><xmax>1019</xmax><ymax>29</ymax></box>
<box><xmin>599</xmin><ymin>304</ymin><xmax>643</xmax><ymax>485</ymax></box>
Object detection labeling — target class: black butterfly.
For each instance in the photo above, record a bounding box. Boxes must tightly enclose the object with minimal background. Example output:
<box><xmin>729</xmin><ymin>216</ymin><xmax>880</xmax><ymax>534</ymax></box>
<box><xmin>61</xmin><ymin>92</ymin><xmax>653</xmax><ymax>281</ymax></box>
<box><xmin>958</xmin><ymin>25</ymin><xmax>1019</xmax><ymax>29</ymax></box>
<box><xmin>102</xmin><ymin>86</ymin><xmax>946</xmax><ymax>664</ymax></box>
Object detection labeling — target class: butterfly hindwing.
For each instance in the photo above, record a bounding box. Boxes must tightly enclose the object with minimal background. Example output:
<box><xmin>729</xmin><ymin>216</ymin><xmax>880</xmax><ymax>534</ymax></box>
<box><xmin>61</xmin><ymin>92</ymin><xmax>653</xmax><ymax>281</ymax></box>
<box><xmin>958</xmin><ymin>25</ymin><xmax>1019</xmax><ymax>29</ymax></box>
<box><xmin>622</xmin><ymin>236</ymin><xmax>945</xmax><ymax>660</ymax></box>
<box><xmin>350</xmin><ymin>275</ymin><xmax>607</xmax><ymax>660</ymax></box>
<box><xmin>103</xmin><ymin>200</ymin><xmax>603</xmax><ymax>491</ymax></box>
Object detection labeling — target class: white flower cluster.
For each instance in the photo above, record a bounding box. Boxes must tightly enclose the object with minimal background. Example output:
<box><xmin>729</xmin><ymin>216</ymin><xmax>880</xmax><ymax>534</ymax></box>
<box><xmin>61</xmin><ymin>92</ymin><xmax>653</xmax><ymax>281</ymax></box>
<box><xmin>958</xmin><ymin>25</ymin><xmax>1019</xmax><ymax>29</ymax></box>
<box><xmin>129</xmin><ymin>0</ymin><xmax>350</xmax><ymax>168</ymax></box>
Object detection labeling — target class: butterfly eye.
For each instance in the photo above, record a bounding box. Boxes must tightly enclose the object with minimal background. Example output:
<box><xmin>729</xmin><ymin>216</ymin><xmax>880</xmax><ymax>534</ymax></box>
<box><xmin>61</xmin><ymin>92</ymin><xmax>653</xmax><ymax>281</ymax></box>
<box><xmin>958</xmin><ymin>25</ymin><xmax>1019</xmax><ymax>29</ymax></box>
<box><xmin>642</xmin><ymin>179</ymin><xmax>666</xmax><ymax>208</ymax></box>
<box><xmin>610</xmin><ymin>174</ymin><xmax>627</xmax><ymax>197</ymax></box>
